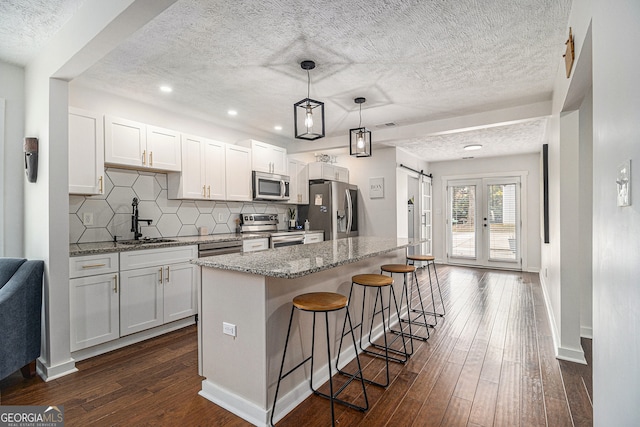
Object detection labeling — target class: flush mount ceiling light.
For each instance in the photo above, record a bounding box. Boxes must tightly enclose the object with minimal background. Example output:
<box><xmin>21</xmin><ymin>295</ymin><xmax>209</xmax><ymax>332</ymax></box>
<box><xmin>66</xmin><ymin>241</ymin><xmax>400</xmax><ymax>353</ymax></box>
<box><xmin>464</xmin><ymin>144</ymin><xmax>483</xmax><ymax>151</ymax></box>
<box><xmin>159</xmin><ymin>85</ymin><xmax>172</xmax><ymax>93</ymax></box>
<box><xmin>227</xmin><ymin>109</ymin><xmax>238</xmax><ymax>116</ymax></box>
<box><xmin>294</xmin><ymin>60</ymin><xmax>325</xmax><ymax>140</ymax></box>
<box><xmin>349</xmin><ymin>97</ymin><xmax>372</xmax><ymax>157</ymax></box>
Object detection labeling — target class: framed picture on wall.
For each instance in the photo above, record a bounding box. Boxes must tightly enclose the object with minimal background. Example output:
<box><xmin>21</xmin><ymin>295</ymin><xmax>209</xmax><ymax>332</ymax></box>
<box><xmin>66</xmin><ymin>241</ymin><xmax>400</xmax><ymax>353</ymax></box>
<box><xmin>369</xmin><ymin>177</ymin><xmax>384</xmax><ymax>199</ymax></box>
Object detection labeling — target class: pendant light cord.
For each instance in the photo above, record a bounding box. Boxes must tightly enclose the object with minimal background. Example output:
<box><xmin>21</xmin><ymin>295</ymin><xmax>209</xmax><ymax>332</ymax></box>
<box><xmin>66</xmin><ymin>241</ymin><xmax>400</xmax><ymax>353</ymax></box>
<box><xmin>358</xmin><ymin>103</ymin><xmax>362</xmax><ymax>128</ymax></box>
<box><xmin>307</xmin><ymin>70</ymin><xmax>311</xmax><ymax>100</ymax></box>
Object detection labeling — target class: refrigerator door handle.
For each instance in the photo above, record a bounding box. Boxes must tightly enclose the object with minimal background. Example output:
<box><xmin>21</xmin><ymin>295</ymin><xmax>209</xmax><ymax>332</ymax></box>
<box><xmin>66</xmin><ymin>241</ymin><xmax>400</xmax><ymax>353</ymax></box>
<box><xmin>280</xmin><ymin>180</ymin><xmax>285</xmax><ymax>198</ymax></box>
<box><xmin>346</xmin><ymin>188</ymin><xmax>353</xmax><ymax>233</ymax></box>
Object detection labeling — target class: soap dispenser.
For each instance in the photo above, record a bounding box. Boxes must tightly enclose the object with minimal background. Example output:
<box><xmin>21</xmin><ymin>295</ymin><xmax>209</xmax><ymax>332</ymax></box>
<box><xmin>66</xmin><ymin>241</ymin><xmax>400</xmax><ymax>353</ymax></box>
<box><xmin>304</xmin><ymin>219</ymin><xmax>310</xmax><ymax>231</ymax></box>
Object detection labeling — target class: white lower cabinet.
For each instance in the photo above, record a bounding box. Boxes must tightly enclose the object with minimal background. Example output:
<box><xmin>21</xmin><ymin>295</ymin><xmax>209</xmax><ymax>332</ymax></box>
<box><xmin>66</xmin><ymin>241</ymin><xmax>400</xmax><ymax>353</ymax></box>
<box><xmin>69</xmin><ymin>253</ymin><xmax>119</xmax><ymax>352</ymax></box>
<box><xmin>119</xmin><ymin>246</ymin><xmax>198</xmax><ymax>336</ymax></box>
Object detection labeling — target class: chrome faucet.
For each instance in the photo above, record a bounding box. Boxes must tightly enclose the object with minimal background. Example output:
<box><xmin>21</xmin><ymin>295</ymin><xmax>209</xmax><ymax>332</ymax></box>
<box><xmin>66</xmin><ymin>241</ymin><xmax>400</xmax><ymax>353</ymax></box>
<box><xmin>131</xmin><ymin>197</ymin><xmax>152</xmax><ymax>240</ymax></box>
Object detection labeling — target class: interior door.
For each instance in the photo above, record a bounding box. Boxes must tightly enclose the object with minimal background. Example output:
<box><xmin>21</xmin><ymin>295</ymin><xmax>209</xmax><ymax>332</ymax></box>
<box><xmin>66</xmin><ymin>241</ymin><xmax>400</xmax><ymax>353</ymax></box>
<box><xmin>447</xmin><ymin>177</ymin><xmax>521</xmax><ymax>270</ymax></box>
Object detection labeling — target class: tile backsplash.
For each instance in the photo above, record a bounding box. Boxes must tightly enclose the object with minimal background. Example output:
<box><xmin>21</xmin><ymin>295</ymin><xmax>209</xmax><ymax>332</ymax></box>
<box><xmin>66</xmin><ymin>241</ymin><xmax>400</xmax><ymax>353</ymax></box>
<box><xmin>69</xmin><ymin>168</ymin><xmax>291</xmax><ymax>243</ymax></box>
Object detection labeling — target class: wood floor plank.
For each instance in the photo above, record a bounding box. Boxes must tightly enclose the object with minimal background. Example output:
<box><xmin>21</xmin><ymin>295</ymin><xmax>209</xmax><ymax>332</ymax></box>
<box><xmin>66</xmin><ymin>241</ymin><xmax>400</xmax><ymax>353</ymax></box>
<box><xmin>0</xmin><ymin>266</ymin><xmax>592</xmax><ymax>427</ymax></box>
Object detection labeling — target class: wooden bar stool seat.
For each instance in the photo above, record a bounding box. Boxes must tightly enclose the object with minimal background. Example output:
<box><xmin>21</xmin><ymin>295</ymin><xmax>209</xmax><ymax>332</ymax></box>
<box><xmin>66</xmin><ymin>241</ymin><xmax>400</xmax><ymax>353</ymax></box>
<box><xmin>406</xmin><ymin>254</ymin><xmax>445</xmax><ymax>323</ymax></box>
<box><xmin>271</xmin><ymin>292</ymin><xmax>368</xmax><ymax>427</ymax></box>
<box><xmin>336</xmin><ymin>273</ymin><xmax>409</xmax><ymax>388</ymax></box>
<box><xmin>381</xmin><ymin>264</ymin><xmax>430</xmax><ymax>345</ymax></box>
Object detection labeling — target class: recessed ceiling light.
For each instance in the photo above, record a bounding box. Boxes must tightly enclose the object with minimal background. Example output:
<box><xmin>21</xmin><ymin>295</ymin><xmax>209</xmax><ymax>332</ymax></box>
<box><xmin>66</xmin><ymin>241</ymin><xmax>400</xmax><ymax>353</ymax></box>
<box><xmin>274</xmin><ymin>125</ymin><xmax>283</xmax><ymax>131</ymax></box>
<box><xmin>159</xmin><ymin>85</ymin><xmax>172</xmax><ymax>93</ymax></box>
<box><xmin>464</xmin><ymin>144</ymin><xmax>482</xmax><ymax>151</ymax></box>
<box><xmin>228</xmin><ymin>110</ymin><xmax>238</xmax><ymax>116</ymax></box>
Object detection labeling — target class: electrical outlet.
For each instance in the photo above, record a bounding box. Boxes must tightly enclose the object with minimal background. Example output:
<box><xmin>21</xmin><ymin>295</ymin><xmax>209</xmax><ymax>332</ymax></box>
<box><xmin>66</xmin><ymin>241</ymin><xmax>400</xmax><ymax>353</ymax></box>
<box><xmin>223</xmin><ymin>322</ymin><xmax>236</xmax><ymax>337</ymax></box>
<box><xmin>218</xmin><ymin>213</ymin><xmax>224</xmax><ymax>222</ymax></box>
<box><xmin>82</xmin><ymin>212</ymin><xmax>94</xmax><ymax>226</ymax></box>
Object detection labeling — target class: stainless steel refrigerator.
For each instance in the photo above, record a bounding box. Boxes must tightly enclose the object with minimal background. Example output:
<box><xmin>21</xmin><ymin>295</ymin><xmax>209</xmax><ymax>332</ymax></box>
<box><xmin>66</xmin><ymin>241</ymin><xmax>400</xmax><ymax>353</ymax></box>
<box><xmin>306</xmin><ymin>181</ymin><xmax>358</xmax><ymax>240</ymax></box>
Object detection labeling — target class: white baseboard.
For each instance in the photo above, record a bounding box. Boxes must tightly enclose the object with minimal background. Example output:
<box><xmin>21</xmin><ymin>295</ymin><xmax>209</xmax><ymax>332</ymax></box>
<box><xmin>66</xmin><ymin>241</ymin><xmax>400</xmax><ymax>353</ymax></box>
<box><xmin>200</xmin><ymin>380</ymin><xmax>270</xmax><ymax>427</ymax></box>
<box><xmin>36</xmin><ymin>357</ymin><xmax>78</xmax><ymax>382</ymax></box>
<box><xmin>538</xmin><ymin>272</ymin><xmax>587</xmax><ymax>365</ymax></box>
<box><xmin>71</xmin><ymin>317</ymin><xmax>195</xmax><ymax>362</ymax></box>
<box><xmin>581</xmin><ymin>326</ymin><xmax>593</xmax><ymax>339</ymax></box>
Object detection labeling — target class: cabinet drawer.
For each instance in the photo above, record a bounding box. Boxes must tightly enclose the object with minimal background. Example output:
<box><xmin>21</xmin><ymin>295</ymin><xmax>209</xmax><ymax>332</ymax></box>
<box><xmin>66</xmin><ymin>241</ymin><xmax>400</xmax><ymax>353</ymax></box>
<box><xmin>304</xmin><ymin>233</ymin><xmax>324</xmax><ymax>244</ymax></box>
<box><xmin>242</xmin><ymin>238</ymin><xmax>269</xmax><ymax>252</ymax></box>
<box><xmin>120</xmin><ymin>245</ymin><xmax>198</xmax><ymax>271</ymax></box>
<box><xmin>70</xmin><ymin>253</ymin><xmax>119</xmax><ymax>278</ymax></box>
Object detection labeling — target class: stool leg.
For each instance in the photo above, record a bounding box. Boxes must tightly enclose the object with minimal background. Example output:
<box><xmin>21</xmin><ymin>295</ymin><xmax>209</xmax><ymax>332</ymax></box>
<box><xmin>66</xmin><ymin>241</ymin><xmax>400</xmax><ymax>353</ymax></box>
<box><xmin>431</xmin><ymin>261</ymin><xmax>446</xmax><ymax>316</ymax></box>
<box><xmin>324</xmin><ymin>312</ymin><xmax>336</xmax><ymax>427</ymax></box>
<box><xmin>270</xmin><ymin>306</ymin><xmax>296</xmax><ymax>426</ymax></box>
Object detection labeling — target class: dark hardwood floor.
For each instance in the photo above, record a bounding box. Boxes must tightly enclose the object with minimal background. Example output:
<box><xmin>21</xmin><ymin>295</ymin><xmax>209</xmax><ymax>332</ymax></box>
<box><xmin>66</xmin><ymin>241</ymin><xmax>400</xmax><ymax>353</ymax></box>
<box><xmin>0</xmin><ymin>265</ymin><xmax>592</xmax><ymax>426</ymax></box>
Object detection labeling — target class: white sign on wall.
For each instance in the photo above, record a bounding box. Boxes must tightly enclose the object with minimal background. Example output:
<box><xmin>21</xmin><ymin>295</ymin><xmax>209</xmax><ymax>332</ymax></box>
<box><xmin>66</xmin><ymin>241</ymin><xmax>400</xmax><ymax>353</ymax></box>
<box><xmin>369</xmin><ymin>177</ymin><xmax>384</xmax><ymax>199</ymax></box>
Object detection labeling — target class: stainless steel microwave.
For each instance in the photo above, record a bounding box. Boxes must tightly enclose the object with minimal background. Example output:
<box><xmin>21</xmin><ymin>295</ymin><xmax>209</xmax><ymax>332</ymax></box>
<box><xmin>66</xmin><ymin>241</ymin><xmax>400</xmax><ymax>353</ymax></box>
<box><xmin>252</xmin><ymin>171</ymin><xmax>290</xmax><ymax>201</ymax></box>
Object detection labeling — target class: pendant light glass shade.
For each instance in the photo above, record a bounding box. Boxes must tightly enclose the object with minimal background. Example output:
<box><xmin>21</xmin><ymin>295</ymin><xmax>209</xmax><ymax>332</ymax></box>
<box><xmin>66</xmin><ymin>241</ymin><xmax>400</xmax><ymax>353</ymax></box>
<box><xmin>294</xmin><ymin>60</ymin><xmax>325</xmax><ymax>140</ymax></box>
<box><xmin>349</xmin><ymin>97</ymin><xmax>372</xmax><ymax>157</ymax></box>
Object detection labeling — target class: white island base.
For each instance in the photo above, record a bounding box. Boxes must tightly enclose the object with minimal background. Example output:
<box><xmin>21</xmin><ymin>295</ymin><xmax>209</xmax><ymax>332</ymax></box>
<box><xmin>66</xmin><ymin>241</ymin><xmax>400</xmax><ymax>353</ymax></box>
<box><xmin>196</xmin><ymin>238</ymin><xmax>416</xmax><ymax>426</ymax></box>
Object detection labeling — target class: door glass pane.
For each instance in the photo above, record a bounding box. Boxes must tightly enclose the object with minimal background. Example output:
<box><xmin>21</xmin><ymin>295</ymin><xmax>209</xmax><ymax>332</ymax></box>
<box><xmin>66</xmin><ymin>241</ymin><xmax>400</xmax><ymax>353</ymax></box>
<box><xmin>451</xmin><ymin>185</ymin><xmax>476</xmax><ymax>258</ymax></box>
<box><xmin>488</xmin><ymin>183</ymin><xmax>517</xmax><ymax>261</ymax></box>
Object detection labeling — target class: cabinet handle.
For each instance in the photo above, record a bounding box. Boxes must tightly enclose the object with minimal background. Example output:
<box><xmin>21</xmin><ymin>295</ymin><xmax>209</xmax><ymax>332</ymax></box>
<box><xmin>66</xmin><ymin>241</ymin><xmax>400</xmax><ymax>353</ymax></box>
<box><xmin>113</xmin><ymin>274</ymin><xmax>118</xmax><ymax>293</ymax></box>
<box><xmin>81</xmin><ymin>263</ymin><xmax>106</xmax><ymax>269</ymax></box>
<box><xmin>159</xmin><ymin>267</ymin><xmax>163</xmax><ymax>283</ymax></box>
<box><xmin>202</xmin><ymin>185</ymin><xmax>206</xmax><ymax>197</ymax></box>
<box><xmin>150</xmin><ymin>151</ymin><xmax>153</xmax><ymax>166</ymax></box>
<box><xmin>142</xmin><ymin>150</ymin><xmax>147</xmax><ymax>165</ymax></box>
<box><xmin>166</xmin><ymin>266</ymin><xmax>170</xmax><ymax>283</ymax></box>
<box><xmin>99</xmin><ymin>176</ymin><xmax>103</xmax><ymax>193</ymax></box>
<box><xmin>207</xmin><ymin>186</ymin><xmax>211</xmax><ymax>198</ymax></box>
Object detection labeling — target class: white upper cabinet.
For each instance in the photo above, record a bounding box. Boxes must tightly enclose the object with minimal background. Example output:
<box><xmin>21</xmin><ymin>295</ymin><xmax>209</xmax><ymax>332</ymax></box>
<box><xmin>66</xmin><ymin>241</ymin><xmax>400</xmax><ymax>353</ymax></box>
<box><xmin>69</xmin><ymin>108</ymin><xmax>104</xmax><ymax>195</ymax></box>
<box><xmin>287</xmin><ymin>159</ymin><xmax>309</xmax><ymax>205</ymax></box>
<box><xmin>225</xmin><ymin>144</ymin><xmax>252</xmax><ymax>201</ymax></box>
<box><xmin>168</xmin><ymin>135</ymin><xmax>226</xmax><ymax>200</ymax></box>
<box><xmin>146</xmin><ymin>125</ymin><xmax>181</xmax><ymax>171</ymax></box>
<box><xmin>307</xmin><ymin>162</ymin><xmax>349</xmax><ymax>183</ymax></box>
<box><xmin>104</xmin><ymin>115</ymin><xmax>181</xmax><ymax>172</ymax></box>
<box><xmin>239</xmin><ymin>139</ymin><xmax>287</xmax><ymax>175</ymax></box>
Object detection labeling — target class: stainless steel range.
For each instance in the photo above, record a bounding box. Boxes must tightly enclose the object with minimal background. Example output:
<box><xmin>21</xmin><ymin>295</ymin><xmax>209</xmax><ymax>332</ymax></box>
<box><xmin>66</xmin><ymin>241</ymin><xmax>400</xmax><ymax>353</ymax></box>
<box><xmin>239</xmin><ymin>214</ymin><xmax>305</xmax><ymax>248</ymax></box>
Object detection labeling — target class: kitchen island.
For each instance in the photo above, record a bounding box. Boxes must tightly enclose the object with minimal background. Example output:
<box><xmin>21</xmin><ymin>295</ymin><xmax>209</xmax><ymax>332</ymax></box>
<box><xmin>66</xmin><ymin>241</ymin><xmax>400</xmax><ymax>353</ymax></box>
<box><xmin>194</xmin><ymin>236</ymin><xmax>422</xmax><ymax>426</ymax></box>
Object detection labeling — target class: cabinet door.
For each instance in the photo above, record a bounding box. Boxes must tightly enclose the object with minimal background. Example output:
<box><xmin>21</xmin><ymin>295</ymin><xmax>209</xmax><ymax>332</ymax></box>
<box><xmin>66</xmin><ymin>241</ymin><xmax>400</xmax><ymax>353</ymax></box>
<box><xmin>70</xmin><ymin>273</ymin><xmax>119</xmax><ymax>351</ymax></box>
<box><xmin>147</xmin><ymin>125</ymin><xmax>181</xmax><ymax>171</ymax></box>
<box><xmin>287</xmin><ymin>159</ymin><xmax>299</xmax><ymax>205</ymax></box>
<box><xmin>204</xmin><ymin>140</ymin><xmax>226</xmax><ymax>200</ymax></box>
<box><xmin>298</xmin><ymin>163</ymin><xmax>309</xmax><ymax>204</ymax></box>
<box><xmin>120</xmin><ymin>266</ymin><xmax>164</xmax><ymax>336</ymax></box>
<box><xmin>69</xmin><ymin>108</ymin><xmax>104</xmax><ymax>195</ymax></box>
<box><xmin>163</xmin><ymin>262</ymin><xmax>198</xmax><ymax>323</ymax></box>
<box><xmin>168</xmin><ymin>134</ymin><xmax>206</xmax><ymax>199</ymax></box>
<box><xmin>250</xmin><ymin>140</ymin><xmax>272</xmax><ymax>173</ymax></box>
<box><xmin>104</xmin><ymin>115</ymin><xmax>146</xmax><ymax>167</ymax></box>
<box><xmin>270</xmin><ymin>145</ymin><xmax>288</xmax><ymax>175</ymax></box>
<box><xmin>336</xmin><ymin>166</ymin><xmax>349</xmax><ymax>183</ymax></box>
<box><xmin>225</xmin><ymin>145</ymin><xmax>252</xmax><ymax>201</ymax></box>
<box><xmin>303</xmin><ymin>232</ymin><xmax>324</xmax><ymax>244</ymax></box>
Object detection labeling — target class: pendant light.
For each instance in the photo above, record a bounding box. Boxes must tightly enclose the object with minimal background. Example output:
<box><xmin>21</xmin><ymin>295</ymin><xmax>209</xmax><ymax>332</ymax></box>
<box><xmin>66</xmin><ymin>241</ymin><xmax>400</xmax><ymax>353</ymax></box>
<box><xmin>294</xmin><ymin>60</ymin><xmax>325</xmax><ymax>140</ymax></box>
<box><xmin>349</xmin><ymin>97</ymin><xmax>372</xmax><ymax>157</ymax></box>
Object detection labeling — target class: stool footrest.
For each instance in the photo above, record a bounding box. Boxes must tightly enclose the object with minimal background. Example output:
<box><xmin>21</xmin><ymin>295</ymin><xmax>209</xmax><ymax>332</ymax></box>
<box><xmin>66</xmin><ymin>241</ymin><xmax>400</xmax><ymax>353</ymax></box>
<box><xmin>361</xmin><ymin>345</ymin><xmax>408</xmax><ymax>364</ymax></box>
<box><xmin>391</xmin><ymin>328</ymin><xmax>430</xmax><ymax>341</ymax></box>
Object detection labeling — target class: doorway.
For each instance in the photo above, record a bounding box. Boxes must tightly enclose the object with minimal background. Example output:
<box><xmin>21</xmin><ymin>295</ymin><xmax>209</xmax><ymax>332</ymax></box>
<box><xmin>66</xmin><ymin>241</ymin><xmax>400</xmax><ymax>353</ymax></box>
<box><xmin>446</xmin><ymin>176</ymin><xmax>522</xmax><ymax>270</ymax></box>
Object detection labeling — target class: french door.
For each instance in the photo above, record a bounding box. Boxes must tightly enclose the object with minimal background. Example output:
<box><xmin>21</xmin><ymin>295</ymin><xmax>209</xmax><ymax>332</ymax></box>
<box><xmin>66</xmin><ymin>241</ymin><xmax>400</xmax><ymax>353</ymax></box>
<box><xmin>446</xmin><ymin>177</ymin><xmax>521</xmax><ymax>270</ymax></box>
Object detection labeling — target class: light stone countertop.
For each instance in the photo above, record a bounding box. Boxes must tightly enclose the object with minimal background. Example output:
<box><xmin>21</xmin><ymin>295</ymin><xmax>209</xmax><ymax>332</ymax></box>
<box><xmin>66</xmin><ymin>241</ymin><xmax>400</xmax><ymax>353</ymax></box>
<box><xmin>69</xmin><ymin>230</ymin><xmax>325</xmax><ymax>256</ymax></box>
<box><xmin>194</xmin><ymin>236</ymin><xmax>423</xmax><ymax>279</ymax></box>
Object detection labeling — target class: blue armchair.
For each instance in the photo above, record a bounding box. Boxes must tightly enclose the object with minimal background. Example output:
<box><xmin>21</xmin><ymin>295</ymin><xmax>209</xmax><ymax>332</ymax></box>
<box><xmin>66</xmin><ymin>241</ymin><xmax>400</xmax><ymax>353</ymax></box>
<box><xmin>0</xmin><ymin>258</ymin><xmax>44</xmax><ymax>380</ymax></box>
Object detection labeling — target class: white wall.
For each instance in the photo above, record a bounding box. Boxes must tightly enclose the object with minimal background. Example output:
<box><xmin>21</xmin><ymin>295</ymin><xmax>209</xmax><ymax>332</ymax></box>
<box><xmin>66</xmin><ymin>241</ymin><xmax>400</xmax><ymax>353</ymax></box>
<box><xmin>578</xmin><ymin>88</ymin><xmax>593</xmax><ymax>338</ymax></box>
<box><xmin>428</xmin><ymin>153</ymin><xmax>541</xmax><ymax>271</ymax></box>
<box><xmin>0</xmin><ymin>61</ymin><xmax>25</xmax><ymax>257</ymax></box>
<box><xmin>592</xmin><ymin>0</ymin><xmax>640</xmax><ymax>424</ymax></box>
<box><xmin>69</xmin><ymin>85</ymin><xmax>287</xmax><ymax>148</ymax></box>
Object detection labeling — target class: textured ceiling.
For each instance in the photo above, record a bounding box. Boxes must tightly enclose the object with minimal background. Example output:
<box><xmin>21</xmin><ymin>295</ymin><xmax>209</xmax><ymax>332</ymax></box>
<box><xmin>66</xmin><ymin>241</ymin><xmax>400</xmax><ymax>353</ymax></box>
<box><xmin>0</xmin><ymin>0</ymin><xmax>85</xmax><ymax>65</ymax></box>
<box><xmin>0</xmin><ymin>0</ymin><xmax>571</xmax><ymax>162</ymax></box>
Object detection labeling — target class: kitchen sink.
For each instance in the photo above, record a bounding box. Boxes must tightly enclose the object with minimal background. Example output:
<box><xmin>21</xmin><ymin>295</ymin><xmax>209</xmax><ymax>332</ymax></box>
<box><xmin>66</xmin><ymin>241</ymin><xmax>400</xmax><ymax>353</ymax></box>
<box><xmin>119</xmin><ymin>238</ymin><xmax>177</xmax><ymax>245</ymax></box>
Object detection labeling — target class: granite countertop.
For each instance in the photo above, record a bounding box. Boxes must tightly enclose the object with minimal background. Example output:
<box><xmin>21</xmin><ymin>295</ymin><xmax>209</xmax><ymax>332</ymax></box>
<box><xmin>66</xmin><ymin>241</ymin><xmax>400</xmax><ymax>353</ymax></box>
<box><xmin>194</xmin><ymin>236</ymin><xmax>423</xmax><ymax>279</ymax></box>
<box><xmin>69</xmin><ymin>230</ymin><xmax>325</xmax><ymax>256</ymax></box>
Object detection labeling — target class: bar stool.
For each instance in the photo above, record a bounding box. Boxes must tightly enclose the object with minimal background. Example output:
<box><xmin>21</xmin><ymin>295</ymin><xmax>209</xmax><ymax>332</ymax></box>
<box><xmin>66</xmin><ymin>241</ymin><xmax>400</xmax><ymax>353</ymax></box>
<box><xmin>380</xmin><ymin>264</ymin><xmax>430</xmax><ymax>344</ymax></box>
<box><xmin>406</xmin><ymin>254</ymin><xmax>446</xmax><ymax>323</ymax></box>
<box><xmin>270</xmin><ymin>292</ymin><xmax>368</xmax><ymax>427</ymax></box>
<box><xmin>336</xmin><ymin>274</ymin><xmax>409</xmax><ymax>388</ymax></box>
